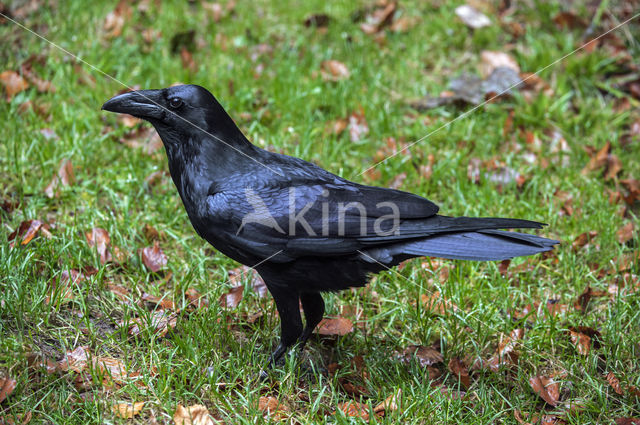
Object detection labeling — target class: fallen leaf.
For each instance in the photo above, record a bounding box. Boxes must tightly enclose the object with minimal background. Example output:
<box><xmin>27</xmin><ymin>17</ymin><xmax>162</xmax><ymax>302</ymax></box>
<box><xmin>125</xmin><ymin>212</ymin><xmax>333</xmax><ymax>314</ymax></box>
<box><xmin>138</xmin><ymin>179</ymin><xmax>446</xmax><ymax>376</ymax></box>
<box><xmin>186</xmin><ymin>287</ymin><xmax>209</xmax><ymax>309</ymax></box>
<box><xmin>572</xmin><ymin>231</ymin><xmax>597</xmax><ymax>251</ymax></box>
<box><xmin>360</xmin><ymin>1</ymin><xmax>396</xmax><ymax>35</ymax></box>
<box><xmin>219</xmin><ymin>285</ymin><xmax>243</xmax><ymax>309</ymax></box>
<box><xmin>480</xmin><ymin>51</ymin><xmax>520</xmax><ymax>77</ymax></box>
<box><xmin>552</xmin><ymin>11</ymin><xmax>587</xmax><ymax>29</ymax></box>
<box><xmin>321</xmin><ymin>60</ymin><xmax>350</xmax><ymax>81</ymax></box>
<box><xmin>180</xmin><ymin>47</ymin><xmax>197</xmax><ymax>72</ymax></box>
<box><xmin>0</xmin><ymin>375</ymin><xmax>17</xmax><ymax>403</ymax></box>
<box><xmin>373</xmin><ymin>389</ymin><xmax>401</xmax><ymax>415</ymax></box>
<box><xmin>617</xmin><ymin>222</ymin><xmax>635</xmax><ymax>244</ymax></box>
<box><xmin>398</xmin><ymin>345</ymin><xmax>443</xmax><ymax>367</ymax></box>
<box><xmin>390</xmin><ymin>16</ymin><xmax>418</xmax><ymax>33</ymax></box>
<box><xmin>174</xmin><ymin>404</ymin><xmax>216</xmax><ymax>425</ymax></box>
<box><xmin>621</xmin><ymin>178</ymin><xmax>640</xmax><ymax>204</ymax></box>
<box><xmin>575</xmin><ymin>286</ymin><xmax>609</xmax><ymax>311</ymax></box>
<box><xmin>258</xmin><ymin>396</ymin><xmax>289</xmax><ymax>420</ymax></box>
<box><xmin>0</xmin><ymin>70</ymin><xmax>29</xmax><ymax>100</ymax></box>
<box><xmin>103</xmin><ymin>0</ymin><xmax>131</xmax><ymax>39</ymax></box>
<box><xmin>606</xmin><ymin>371</ymin><xmax>624</xmax><ymax>395</ymax></box>
<box><xmin>124</xmin><ymin>310</ymin><xmax>178</xmax><ymax>337</ymax></box>
<box><xmin>569</xmin><ymin>329</ymin><xmax>591</xmax><ymax>355</ymax></box>
<box><xmin>348</xmin><ymin>108</ymin><xmax>369</xmax><ymax>142</ymax></box>
<box><xmin>119</xmin><ymin>126</ymin><xmax>163</xmax><ymax>154</ymax></box>
<box><xmin>20</xmin><ymin>56</ymin><xmax>55</xmax><ymax>93</ymax></box>
<box><xmin>85</xmin><ymin>227</ymin><xmax>112</xmax><ymax>264</ymax></box>
<box><xmin>58</xmin><ymin>346</ymin><xmax>90</xmax><ymax>373</ymax></box>
<box><xmin>140</xmin><ymin>292</ymin><xmax>175</xmax><ymax>310</ymax></box>
<box><xmin>487</xmin><ymin>328</ymin><xmax>524</xmax><ymax>372</ymax></box>
<box><xmin>112</xmin><ymin>401</ymin><xmax>144</xmax><ymax>419</ymax></box>
<box><xmin>388</xmin><ymin>172</ymin><xmax>406</xmax><ymax>190</ymax></box>
<box><xmin>336</xmin><ymin>401</ymin><xmax>369</xmax><ymax>419</ymax></box>
<box><xmin>448</xmin><ymin>357</ymin><xmax>471</xmax><ymax>388</ymax></box>
<box><xmin>139</xmin><ymin>242</ymin><xmax>168</xmax><ymax>273</ymax></box>
<box><xmin>615</xmin><ymin>419</ymin><xmax>640</xmax><ymax>425</ymax></box>
<box><xmin>93</xmin><ymin>357</ymin><xmax>144</xmax><ymax>389</ymax></box>
<box><xmin>529</xmin><ymin>375</ymin><xmax>560</xmax><ymax>406</ymax></box>
<box><xmin>455</xmin><ymin>5</ymin><xmax>491</xmax><ymax>29</ymax></box>
<box><xmin>44</xmin><ymin>158</ymin><xmax>75</xmax><ymax>198</ymax></box>
<box><xmin>8</xmin><ymin>219</ymin><xmax>46</xmax><ymax>248</ymax></box>
<box><xmin>304</xmin><ymin>13</ymin><xmax>330</xmax><ymax>28</ymax></box>
<box><xmin>317</xmin><ymin>317</ymin><xmax>353</xmax><ymax>336</ymax></box>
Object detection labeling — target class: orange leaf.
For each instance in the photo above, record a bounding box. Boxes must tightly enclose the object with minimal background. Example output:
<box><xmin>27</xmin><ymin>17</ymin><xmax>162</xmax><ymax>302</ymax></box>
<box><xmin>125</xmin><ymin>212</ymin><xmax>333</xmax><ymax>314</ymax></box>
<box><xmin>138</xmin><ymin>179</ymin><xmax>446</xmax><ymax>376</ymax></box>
<box><xmin>529</xmin><ymin>375</ymin><xmax>559</xmax><ymax>406</ymax></box>
<box><xmin>112</xmin><ymin>401</ymin><xmax>144</xmax><ymax>419</ymax></box>
<box><xmin>0</xmin><ymin>70</ymin><xmax>29</xmax><ymax>100</ymax></box>
<box><xmin>316</xmin><ymin>317</ymin><xmax>353</xmax><ymax>336</ymax></box>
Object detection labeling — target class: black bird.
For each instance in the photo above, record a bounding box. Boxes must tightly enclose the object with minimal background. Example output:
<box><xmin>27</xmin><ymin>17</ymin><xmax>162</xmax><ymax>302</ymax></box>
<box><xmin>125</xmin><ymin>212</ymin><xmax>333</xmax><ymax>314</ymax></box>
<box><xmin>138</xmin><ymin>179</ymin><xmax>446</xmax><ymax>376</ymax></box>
<box><xmin>102</xmin><ymin>85</ymin><xmax>558</xmax><ymax>365</ymax></box>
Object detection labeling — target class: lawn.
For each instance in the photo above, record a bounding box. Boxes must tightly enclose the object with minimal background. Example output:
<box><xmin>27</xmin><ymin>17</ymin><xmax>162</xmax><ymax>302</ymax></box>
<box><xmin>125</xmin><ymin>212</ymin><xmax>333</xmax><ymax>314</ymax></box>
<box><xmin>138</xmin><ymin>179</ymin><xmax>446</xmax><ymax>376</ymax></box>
<box><xmin>1</xmin><ymin>0</ymin><xmax>639</xmax><ymax>423</ymax></box>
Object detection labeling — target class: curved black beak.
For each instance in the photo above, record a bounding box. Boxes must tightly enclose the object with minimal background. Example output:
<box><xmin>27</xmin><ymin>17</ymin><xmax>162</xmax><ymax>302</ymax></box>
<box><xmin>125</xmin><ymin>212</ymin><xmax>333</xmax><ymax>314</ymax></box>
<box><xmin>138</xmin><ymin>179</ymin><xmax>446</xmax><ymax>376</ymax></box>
<box><xmin>102</xmin><ymin>89</ymin><xmax>165</xmax><ymax>120</ymax></box>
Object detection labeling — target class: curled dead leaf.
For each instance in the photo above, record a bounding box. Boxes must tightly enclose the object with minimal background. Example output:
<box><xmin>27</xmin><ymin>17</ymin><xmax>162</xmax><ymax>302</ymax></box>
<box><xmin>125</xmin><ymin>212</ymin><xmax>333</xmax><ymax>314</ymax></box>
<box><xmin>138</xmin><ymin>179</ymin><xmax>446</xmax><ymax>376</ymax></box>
<box><xmin>448</xmin><ymin>357</ymin><xmax>471</xmax><ymax>388</ymax></box>
<box><xmin>219</xmin><ymin>285</ymin><xmax>243</xmax><ymax>309</ymax></box>
<box><xmin>617</xmin><ymin>222</ymin><xmax>635</xmax><ymax>244</ymax></box>
<box><xmin>0</xmin><ymin>375</ymin><xmax>17</xmax><ymax>403</ymax></box>
<box><xmin>139</xmin><ymin>242</ymin><xmax>168</xmax><ymax>273</ymax></box>
<box><xmin>336</xmin><ymin>401</ymin><xmax>369</xmax><ymax>419</ymax></box>
<box><xmin>373</xmin><ymin>388</ymin><xmax>401</xmax><ymax>416</ymax></box>
<box><xmin>317</xmin><ymin>317</ymin><xmax>353</xmax><ymax>336</ymax></box>
<box><xmin>487</xmin><ymin>328</ymin><xmax>524</xmax><ymax>372</ymax></box>
<box><xmin>529</xmin><ymin>375</ymin><xmax>560</xmax><ymax>406</ymax></box>
<box><xmin>8</xmin><ymin>219</ymin><xmax>49</xmax><ymax>248</ymax></box>
<box><xmin>0</xmin><ymin>70</ymin><xmax>29</xmax><ymax>100</ymax></box>
<box><xmin>606</xmin><ymin>371</ymin><xmax>624</xmax><ymax>395</ymax></box>
<box><xmin>85</xmin><ymin>227</ymin><xmax>111</xmax><ymax>264</ymax></box>
<box><xmin>112</xmin><ymin>401</ymin><xmax>144</xmax><ymax>419</ymax></box>
<box><xmin>321</xmin><ymin>60</ymin><xmax>350</xmax><ymax>81</ymax></box>
<box><xmin>421</xmin><ymin>291</ymin><xmax>458</xmax><ymax>315</ymax></box>
<box><xmin>398</xmin><ymin>345</ymin><xmax>443</xmax><ymax>367</ymax></box>
<box><xmin>44</xmin><ymin>158</ymin><xmax>75</xmax><ymax>198</ymax></box>
<box><xmin>174</xmin><ymin>404</ymin><xmax>216</xmax><ymax>425</ymax></box>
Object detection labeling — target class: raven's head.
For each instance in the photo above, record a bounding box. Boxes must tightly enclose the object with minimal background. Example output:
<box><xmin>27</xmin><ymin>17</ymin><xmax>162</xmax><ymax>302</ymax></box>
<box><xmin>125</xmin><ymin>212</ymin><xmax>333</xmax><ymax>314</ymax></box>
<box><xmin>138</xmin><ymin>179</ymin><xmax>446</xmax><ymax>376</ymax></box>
<box><xmin>101</xmin><ymin>84</ymin><xmax>219</xmax><ymax>130</ymax></box>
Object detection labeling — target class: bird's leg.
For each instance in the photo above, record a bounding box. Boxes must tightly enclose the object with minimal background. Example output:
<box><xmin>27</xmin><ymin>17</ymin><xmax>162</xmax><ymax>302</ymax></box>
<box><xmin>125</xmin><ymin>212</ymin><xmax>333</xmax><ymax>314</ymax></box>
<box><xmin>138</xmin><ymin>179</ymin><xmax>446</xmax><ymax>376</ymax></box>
<box><xmin>298</xmin><ymin>292</ymin><xmax>325</xmax><ymax>349</ymax></box>
<box><xmin>266</xmin><ymin>285</ymin><xmax>302</xmax><ymax>367</ymax></box>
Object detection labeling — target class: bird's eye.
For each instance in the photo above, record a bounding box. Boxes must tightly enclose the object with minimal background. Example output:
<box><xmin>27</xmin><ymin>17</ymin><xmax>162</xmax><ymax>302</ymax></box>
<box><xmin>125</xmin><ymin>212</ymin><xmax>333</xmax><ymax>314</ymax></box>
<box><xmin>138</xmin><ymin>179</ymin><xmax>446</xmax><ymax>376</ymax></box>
<box><xmin>168</xmin><ymin>97</ymin><xmax>183</xmax><ymax>109</ymax></box>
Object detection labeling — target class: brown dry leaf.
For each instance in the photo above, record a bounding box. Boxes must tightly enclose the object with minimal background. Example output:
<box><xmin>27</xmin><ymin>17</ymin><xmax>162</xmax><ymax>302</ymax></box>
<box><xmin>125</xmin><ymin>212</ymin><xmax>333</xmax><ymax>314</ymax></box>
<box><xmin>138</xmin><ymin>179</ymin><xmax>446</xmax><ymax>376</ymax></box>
<box><xmin>317</xmin><ymin>317</ymin><xmax>353</xmax><ymax>336</ymax></box>
<box><xmin>529</xmin><ymin>375</ymin><xmax>560</xmax><ymax>406</ymax></box>
<box><xmin>621</xmin><ymin>178</ymin><xmax>640</xmax><ymax>204</ymax></box>
<box><xmin>390</xmin><ymin>16</ymin><xmax>417</xmax><ymax>32</ymax></box>
<box><xmin>219</xmin><ymin>285</ymin><xmax>243</xmax><ymax>309</ymax></box>
<box><xmin>615</xmin><ymin>419</ymin><xmax>640</xmax><ymax>425</ymax></box>
<box><xmin>103</xmin><ymin>0</ymin><xmax>132</xmax><ymax>39</ymax></box>
<box><xmin>421</xmin><ymin>291</ymin><xmax>458</xmax><ymax>315</ymax></box>
<box><xmin>112</xmin><ymin>401</ymin><xmax>144</xmax><ymax>419</ymax></box>
<box><xmin>606</xmin><ymin>371</ymin><xmax>624</xmax><ymax>395</ymax></box>
<box><xmin>321</xmin><ymin>60</ymin><xmax>350</xmax><ymax>81</ymax></box>
<box><xmin>58</xmin><ymin>346</ymin><xmax>90</xmax><ymax>373</ymax></box>
<box><xmin>398</xmin><ymin>345</ymin><xmax>443</xmax><ymax>367</ymax></box>
<box><xmin>181</xmin><ymin>47</ymin><xmax>197</xmax><ymax>72</ymax></box>
<box><xmin>108</xmin><ymin>284</ymin><xmax>130</xmax><ymax>301</ymax></box>
<box><xmin>140</xmin><ymin>292</ymin><xmax>175</xmax><ymax>310</ymax></box>
<box><xmin>448</xmin><ymin>357</ymin><xmax>471</xmax><ymax>388</ymax></box>
<box><xmin>93</xmin><ymin>357</ymin><xmax>142</xmax><ymax>389</ymax></box>
<box><xmin>546</xmin><ymin>300</ymin><xmax>569</xmax><ymax>317</ymax></box>
<box><xmin>605</xmin><ymin>154</ymin><xmax>623</xmax><ymax>180</ymax></box>
<box><xmin>552</xmin><ymin>11</ymin><xmax>587</xmax><ymax>29</ymax></box>
<box><xmin>617</xmin><ymin>222</ymin><xmax>635</xmax><ymax>244</ymax></box>
<box><xmin>304</xmin><ymin>13</ymin><xmax>330</xmax><ymax>28</ymax></box>
<box><xmin>360</xmin><ymin>1</ymin><xmax>396</xmax><ymax>35</ymax></box>
<box><xmin>139</xmin><ymin>242</ymin><xmax>168</xmax><ymax>273</ymax></box>
<box><xmin>575</xmin><ymin>286</ymin><xmax>609</xmax><ymax>311</ymax></box>
<box><xmin>174</xmin><ymin>404</ymin><xmax>216</xmax><ymax>425</ymax></box>
<box><xmin>186</xmin><ymin>288</ymin><xmax>209</xmax><ymax>310</ymax></box>
<box><xmin>44</xmin><ymin>158</ymin><xmax>75</xmax><ymax>198</ymax></box>
<box><xmin>487</xmin><ymin>328</ymin><xmax>524</xmax><ymax>372</ymax></box>
<box><xmin>348</xmin><ymin>108</ymin><xmax>369</xmax><ymax>142</ymax></box>
<box><xmin>20</xmin><ymin>57</ymin><xmax>55</xmax><ymax>93</ymax></box>
<box><xmin>569</xmin><ymin>329</ymin><xmax>591</xmax><ymax>355</ymax></box>
<box><xmin>258</xmin><ymin>396</ymin><xmax>289</xmax><ymax>420</ymax></box>
<box><xmin>85</xmin><ymin>227</ymin><xmax>112</xmax><ymax>264</ymax></box>
<box><xmin>336</xmin><ymin>401</ymin><xmax>369</xmax><ymax>420</ymax></box>
<box><xmin>117</xmin><ymin>114</ymin><xmax>140</xmax><ymax>128</ymax></box>
<box><xmin>480</xmin><ymin>51</ymin><xmax>520</xmax><ymax>77</ymax></box>
<box><xmin>0</xmin><ymin>375</ymin><xmax>17</xmax><ymax>403</ymax></box>
<box><xmin>388</xmin><ymin>172</ymin><xmax>407</xmax><ymax>190</ymax></box>
<box><xmin>119</xmin><ymin>126</ymin><xmax>163</xmax><ymax>155</ymax></box>
<box><xmin>373</xmin><ymin>389</ymin><xmax>401</xmax><ymax>416</ymax></box>
<box><xmin>455</xmin><ymin>4</ymin><xmax>491</xmax><ymax>29</ymax></box>
<box><xmin>0</xmin><ymin>70</ymin><xmax>29</xmax><ymax>101</ymax></box>
<box><xmin>572</xmin><ymin>230</ymin><xmax>597</xmax><ymax>251</ymax></box>
<box><xmin>8</xmin><ymin>219</ymin><xmax>47</xmax><ymax>248</ymax></box>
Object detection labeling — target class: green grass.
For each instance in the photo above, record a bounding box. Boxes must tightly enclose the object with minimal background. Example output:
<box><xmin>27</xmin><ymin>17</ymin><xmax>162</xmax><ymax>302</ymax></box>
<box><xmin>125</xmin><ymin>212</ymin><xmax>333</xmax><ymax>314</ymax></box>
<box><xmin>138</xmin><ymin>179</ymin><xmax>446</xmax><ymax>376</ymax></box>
<box><xmin>1</xmin><ymin>0</ymin><xmax>639</xmax><ymax>423</ymax></box>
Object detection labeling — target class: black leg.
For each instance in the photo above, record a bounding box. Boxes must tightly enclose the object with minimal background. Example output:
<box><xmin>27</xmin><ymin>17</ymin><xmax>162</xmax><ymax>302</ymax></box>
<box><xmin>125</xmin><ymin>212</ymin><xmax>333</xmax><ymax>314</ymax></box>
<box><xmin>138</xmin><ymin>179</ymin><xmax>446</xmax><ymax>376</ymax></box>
<box><xmin>299</xmin><ymin>292</ymin><xmax>325</xmax><ymax>347</ymax></box>
<box><xmin>266</xmin><ymin>284</ymin><xmax>302</xmax><ymax>367</ymax></box>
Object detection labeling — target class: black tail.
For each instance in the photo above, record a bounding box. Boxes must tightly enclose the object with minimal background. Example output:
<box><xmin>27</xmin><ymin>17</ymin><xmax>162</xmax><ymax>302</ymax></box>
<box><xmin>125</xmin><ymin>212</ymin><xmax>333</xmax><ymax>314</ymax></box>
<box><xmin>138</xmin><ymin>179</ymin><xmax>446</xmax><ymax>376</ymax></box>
<box><xmin>360</xmin><ymin>217</ymin><xmax>559</xmax><ymax>263</ymax></box>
